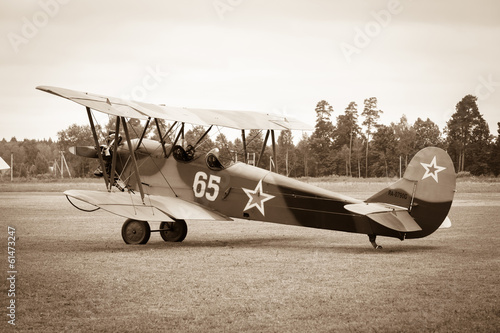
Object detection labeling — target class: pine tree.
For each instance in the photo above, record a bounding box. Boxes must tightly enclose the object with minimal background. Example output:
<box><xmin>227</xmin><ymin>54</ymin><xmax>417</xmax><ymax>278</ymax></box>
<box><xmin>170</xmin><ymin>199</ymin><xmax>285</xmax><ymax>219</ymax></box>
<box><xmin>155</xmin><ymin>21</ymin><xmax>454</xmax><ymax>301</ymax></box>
<box><xmin>310</xmin><ymin>100</ymin><xmax>335</xmax><ymax>176</ymax></box>
<box><xmin>361</xmin><ymin>97</ymin><xmax>383</xmax><ymax>177</ymax></box>
<box><xmin>372</xmin><ymin>124</ymin><xmax>397</xmax><ymax>177</ymax></box>
<box><xmin>393</xmin><ymin>115</ymin><xmax>416</xmax><ymax>169</ymax></box>
<box><xmin>413</xmin><ymin>117</ymin><xmax>442</xmax><ymax>151</ymax></box>
<box><xmin>277</xmin><ymin>129</ymin><xmax>294</xmax><ymax>176</ymax></box>
<box><xmin>446</xmin><ymin>95</ymin><xmax>490</xmax><ymax>173</ymax></box>
<box><xmin>334</xmin><ymin>102</ymin><xmax>360</xmax><ymax>176</ymax></box>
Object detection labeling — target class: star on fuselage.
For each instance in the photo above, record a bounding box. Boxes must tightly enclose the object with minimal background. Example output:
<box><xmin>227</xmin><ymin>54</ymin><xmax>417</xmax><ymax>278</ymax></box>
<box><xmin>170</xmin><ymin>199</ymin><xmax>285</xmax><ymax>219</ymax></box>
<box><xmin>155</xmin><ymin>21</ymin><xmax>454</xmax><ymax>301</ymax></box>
<box><xmin>242</xmin><ymin>180</ymin><xmax>275</xmax><ymax>216</ymax></box>
<box><xmin>420</xmin><ymin>156</ymin><xmax>446</xmax><ymax>183</ymax></box>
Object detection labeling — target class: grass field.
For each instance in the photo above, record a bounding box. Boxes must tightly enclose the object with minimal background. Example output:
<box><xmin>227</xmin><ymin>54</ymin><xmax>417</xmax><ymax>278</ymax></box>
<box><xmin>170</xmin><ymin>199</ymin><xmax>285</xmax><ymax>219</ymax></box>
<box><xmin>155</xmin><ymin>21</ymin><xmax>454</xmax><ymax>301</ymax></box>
<box><xmin>1</xmin><ymin>179</ymin><xmax>499</xmax><ymax>332</ymax></box>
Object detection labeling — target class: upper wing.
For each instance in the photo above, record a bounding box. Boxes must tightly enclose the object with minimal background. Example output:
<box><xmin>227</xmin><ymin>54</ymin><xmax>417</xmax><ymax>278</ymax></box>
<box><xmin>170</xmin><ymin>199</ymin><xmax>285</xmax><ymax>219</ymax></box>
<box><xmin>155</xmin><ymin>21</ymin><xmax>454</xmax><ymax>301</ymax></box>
<box><xmin>65</xmin><ymin>190</ymin><xmax>231</xmax><ymax>222</ymax></box>
<box><xmin>37</xmin><ymin>85</ymin><xmax>313</xmax><ymax>131</ymax></box>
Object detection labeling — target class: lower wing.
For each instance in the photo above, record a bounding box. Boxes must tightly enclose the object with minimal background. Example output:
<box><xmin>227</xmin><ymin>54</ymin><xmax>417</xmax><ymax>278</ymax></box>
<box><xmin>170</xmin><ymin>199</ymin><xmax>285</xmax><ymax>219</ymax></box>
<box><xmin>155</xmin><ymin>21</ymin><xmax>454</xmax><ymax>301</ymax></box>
<box><xmin>65</xmin><ymin>190</ymin><xmax>231</xmax><ymax>222</ymax></box>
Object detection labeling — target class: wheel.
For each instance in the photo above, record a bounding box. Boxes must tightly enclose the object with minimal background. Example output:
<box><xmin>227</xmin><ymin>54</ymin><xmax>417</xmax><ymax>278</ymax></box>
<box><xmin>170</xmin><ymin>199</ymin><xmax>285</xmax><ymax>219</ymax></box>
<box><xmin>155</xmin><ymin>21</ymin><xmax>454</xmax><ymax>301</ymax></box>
<box><xmin>159</xmin><ymin>220</ymin><xmax>188</xmax><ymax>242</ymax></box>
<box><xmin>121</xmin><ymin>219</ymin><xmax>151</xmax><ymax>244</ymax></box>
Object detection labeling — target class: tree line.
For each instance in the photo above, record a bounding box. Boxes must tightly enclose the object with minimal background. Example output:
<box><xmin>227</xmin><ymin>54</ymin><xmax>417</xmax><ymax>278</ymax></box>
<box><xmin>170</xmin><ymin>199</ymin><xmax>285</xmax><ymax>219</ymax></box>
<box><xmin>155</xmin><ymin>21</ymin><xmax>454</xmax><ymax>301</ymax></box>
<box><xmin>1</xmin><ymin>94</ymin><xmax>498</xmax><ymax>179</ymax></box>
<box><xmin>302</xmin><ymin>94</ymin><xmax>498</xmax><ymax>178</ymax></box>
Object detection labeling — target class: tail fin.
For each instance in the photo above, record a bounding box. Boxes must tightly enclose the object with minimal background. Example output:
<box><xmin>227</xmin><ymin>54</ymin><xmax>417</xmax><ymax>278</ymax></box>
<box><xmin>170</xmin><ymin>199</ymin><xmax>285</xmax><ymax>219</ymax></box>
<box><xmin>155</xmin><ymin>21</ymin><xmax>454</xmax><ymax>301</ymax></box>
<box><xmin>366</xmin><ymin>147</ymin><xmax>456</xmax><ymax>238</ymax></box>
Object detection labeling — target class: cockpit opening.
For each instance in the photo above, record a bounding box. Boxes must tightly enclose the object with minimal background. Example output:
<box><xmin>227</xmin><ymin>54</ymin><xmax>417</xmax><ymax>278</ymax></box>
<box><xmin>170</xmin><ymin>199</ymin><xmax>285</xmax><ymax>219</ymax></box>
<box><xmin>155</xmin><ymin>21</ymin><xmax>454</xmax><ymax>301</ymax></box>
<box><xmin>172</xmin><ymin>145</ymin><xmax>195</xmax><ymax>162</ymax></box>
<box><xmin>206</xmin><ymin>148</ymin><xmax>225</xmax><ymax>170</ymax></box>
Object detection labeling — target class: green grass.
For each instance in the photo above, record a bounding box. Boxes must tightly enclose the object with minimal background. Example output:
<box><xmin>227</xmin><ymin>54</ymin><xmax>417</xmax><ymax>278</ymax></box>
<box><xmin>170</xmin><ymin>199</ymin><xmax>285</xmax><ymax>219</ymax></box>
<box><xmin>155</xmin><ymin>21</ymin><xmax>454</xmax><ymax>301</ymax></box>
<box><xmin>0</xmin><ymin>180</ymin><xmax>499</xmax><ymax>332</ymax></box>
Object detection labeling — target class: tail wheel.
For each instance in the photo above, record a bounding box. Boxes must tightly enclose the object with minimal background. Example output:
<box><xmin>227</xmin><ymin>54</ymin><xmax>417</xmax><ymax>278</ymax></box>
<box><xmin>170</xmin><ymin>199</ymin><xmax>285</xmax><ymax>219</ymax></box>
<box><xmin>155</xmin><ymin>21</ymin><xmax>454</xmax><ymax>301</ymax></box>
<box><xmin>122</xmin><ymin>219</ymin><xmax>151</xmax><ymax>244</ymax></box>
<box><xmin>159</xmin><ymin>220</ymin><xmax>188</xmax><ymax>242</ymax></box>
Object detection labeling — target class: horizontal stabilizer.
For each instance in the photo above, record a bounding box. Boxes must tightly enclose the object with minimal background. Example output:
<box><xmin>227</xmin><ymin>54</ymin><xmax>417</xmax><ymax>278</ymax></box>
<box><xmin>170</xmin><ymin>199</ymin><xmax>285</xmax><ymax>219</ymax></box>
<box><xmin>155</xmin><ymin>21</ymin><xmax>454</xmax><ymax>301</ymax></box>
<box><xmin>64</xmin><ymin>190</ymin><xmax>230</xmax><ymax>222</ymax></box>
<box><xmin>345</xmin><ymin>203</ymin><xmax>422</xmax><ymax>232</ymax></box>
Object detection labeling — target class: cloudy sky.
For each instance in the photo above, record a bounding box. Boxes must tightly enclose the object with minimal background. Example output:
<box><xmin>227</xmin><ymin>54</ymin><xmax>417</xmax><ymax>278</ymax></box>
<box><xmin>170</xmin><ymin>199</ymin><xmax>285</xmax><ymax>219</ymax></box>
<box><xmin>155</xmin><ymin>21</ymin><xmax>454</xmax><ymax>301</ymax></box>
<box><xmin>1</xmin><ymin>0</ymin><xmax>499</xmax><ymax>141</ymax></box>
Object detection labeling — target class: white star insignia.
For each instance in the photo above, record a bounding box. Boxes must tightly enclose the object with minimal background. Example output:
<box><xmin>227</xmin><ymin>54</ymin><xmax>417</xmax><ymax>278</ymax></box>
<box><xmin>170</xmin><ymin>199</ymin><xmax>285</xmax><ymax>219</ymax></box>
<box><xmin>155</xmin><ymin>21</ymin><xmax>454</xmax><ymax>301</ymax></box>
<box><xmin>420</xmin><ymin>156</ymin><xmax>446</xmax><ymax>183</ymax></box>
<box><xmin>242</xmin><ymin>180</ymin><xmax>275</xmax><ymax>216</ymax></box>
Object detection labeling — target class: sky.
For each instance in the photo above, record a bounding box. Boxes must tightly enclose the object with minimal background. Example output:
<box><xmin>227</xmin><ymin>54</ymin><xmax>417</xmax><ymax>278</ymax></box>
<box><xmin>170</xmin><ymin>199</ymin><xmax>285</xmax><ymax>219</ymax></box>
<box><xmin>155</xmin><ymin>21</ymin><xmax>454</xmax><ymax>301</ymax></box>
<box><xmin>1</xmin><ymin>0</ymin><xmax>499</xmax><ymax>141</ymax></box>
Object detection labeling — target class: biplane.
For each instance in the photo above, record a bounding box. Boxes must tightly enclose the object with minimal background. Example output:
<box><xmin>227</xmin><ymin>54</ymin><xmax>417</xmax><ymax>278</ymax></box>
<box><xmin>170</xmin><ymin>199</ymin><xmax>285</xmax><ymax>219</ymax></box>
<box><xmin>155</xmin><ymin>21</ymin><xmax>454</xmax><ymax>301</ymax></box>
<box><xmin>37</xmin><ymin>86</ymin><xmax>456</xmax><ymax>248</ymax></box>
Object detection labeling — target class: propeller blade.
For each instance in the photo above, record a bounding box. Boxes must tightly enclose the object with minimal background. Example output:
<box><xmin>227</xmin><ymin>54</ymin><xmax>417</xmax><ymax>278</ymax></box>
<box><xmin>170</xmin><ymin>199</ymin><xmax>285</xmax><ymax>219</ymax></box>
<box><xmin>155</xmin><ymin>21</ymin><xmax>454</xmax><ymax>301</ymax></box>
<box><xmin>69</xmin><ymin>146</ymin><xmax>98</xmax><ymax>158</ymax></box>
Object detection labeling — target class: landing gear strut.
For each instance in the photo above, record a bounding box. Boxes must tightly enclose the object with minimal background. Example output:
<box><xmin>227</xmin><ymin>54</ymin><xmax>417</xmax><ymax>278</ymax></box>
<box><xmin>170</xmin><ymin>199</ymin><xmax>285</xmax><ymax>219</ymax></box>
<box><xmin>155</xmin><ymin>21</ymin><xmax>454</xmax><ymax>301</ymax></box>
<box><xmin>369</xmin><ymin>234</ymin><xmax>383</xmax><ymax>249</ymax></box>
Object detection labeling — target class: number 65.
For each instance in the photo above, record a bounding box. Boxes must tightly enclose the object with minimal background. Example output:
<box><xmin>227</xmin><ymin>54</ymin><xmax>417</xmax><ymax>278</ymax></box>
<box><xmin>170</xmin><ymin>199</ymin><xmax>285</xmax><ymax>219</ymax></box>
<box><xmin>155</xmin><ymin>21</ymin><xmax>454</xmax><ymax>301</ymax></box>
<box><xmin>193</xmin><ymin>171</ymin><xmax>221</xmax><ymax>201</ymax></box>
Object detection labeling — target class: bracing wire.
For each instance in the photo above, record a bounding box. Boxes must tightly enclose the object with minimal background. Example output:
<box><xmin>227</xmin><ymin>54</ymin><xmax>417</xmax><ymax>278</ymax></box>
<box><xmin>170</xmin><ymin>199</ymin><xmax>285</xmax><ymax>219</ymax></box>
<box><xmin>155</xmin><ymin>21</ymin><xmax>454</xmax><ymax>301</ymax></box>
<box><xmin>244</xmin><ymin>129</ymin><xmax>264</xmax><ymax>147</ymax></box>
<box><xmin>116</xmin><ymin>118</ymin><xmax>178</xmax><ymax>197</ymax></box>
<box><xmin>215</xmin><ymin>126</ymin><xmax>235</xmax><ymax>163</ymax></box>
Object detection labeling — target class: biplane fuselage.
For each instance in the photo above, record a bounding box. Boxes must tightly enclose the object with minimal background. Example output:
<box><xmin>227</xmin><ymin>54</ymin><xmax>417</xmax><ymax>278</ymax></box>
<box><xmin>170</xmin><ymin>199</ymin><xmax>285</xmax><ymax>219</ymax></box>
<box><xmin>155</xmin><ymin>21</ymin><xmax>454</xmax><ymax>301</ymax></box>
<box><xmin>118</xmin><ymin>140</ymin><xmax>367</xmax><ymax>233</ymax></box>
<box><xmin>38</xmin><ymin>85</ymin><xmax>456</xmax><ymax>248</ymax></box>
<box><xmin>115</xmin><ymin>139</ymin><xmax>452</xmax><ymax>242</ymax></box>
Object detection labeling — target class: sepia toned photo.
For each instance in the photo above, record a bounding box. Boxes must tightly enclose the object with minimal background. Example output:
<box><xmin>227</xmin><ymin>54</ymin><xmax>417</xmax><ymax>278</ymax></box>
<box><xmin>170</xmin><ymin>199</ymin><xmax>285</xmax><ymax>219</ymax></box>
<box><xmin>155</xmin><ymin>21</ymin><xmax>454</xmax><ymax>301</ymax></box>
<box><xmin>1</xmin><ymin>1</ymin><xmax>499</xmax><ymax>331</ymax></box>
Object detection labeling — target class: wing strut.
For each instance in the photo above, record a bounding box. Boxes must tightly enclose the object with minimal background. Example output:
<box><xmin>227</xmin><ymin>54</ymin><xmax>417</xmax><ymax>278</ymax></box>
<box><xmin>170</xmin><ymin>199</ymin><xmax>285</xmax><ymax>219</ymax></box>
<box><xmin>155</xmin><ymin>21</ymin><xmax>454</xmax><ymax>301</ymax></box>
<box><xmin>194</xmin><ymin>125</ymin><xmax>213</xmax><ymax>149</ymax></box>
<box><xmin>162</xmin><ymin>121</ymin><xmax>178</xmax><ymax>143</ymax></box>
<box><xmin>135</xmin><ymin>117</ymin><xmax>151</xmax><ymax>151</ymax></box>
<box><xmin>154</xmin><ymin>118</ymin><xmax>168</xmax><ymax>157</ymax></box>
<box><xmin>121</xmin><ymin>117</ymin><xmax>145</xmax><ymax>203</ymax></box>
<box><xmin>108</xmin><ymin>115</ymin><xmax>120</xmax><ymax>191</ymax></box>
<box><xmin>168</xmin><ymin>122</ymin><xmax>184</xmax><ymax>158</ymax></box>
<box><xmin>241</xmin><ymin>130</ymin><xmax>248</xmax><ymax>164</ymax></box>
<box><xmin>86</xmin><ymin>107</ymin><xmax>110</xmax><ymax>189</ymax></box>
<box><xmin>257</xmin><ymin>130</ymin><xmax>270</xmax><ymax>168</ymax></box>
<box><xmin>271</xmin><ymin>130</ymin><xmax>278</xmax><ymax>173</ymax></box>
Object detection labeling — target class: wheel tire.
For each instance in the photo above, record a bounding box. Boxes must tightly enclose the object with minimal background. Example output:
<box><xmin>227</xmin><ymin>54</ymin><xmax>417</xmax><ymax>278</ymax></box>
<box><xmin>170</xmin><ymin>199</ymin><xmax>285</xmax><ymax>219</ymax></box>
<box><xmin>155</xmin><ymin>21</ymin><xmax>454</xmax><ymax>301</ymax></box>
<box><xmin>159</xmin><ymin>220</ymin><xmax>188</xmax><ymax>242</ymax></box>
<box><xmin>121</xmin><ymin>219</ymin><xmax>151</xmax><ymax>244</ymax></box>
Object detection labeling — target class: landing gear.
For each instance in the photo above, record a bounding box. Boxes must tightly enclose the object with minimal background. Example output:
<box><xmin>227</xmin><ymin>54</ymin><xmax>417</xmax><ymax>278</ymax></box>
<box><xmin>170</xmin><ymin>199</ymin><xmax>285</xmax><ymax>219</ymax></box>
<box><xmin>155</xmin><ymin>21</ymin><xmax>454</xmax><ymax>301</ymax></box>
<box><xmin>122</xmin><ymin>219</ymin><xmax>151</xmax><ymax>244</ymax></box>
<box><xmin>369</xmin><ymin>234</ymin><xmax>383</xmax><ymax>249</ymax></box>
<box><xmin>120</xmin><ymin>219</ymin><xmax>188</xmax><ymax>244</ymax></box>
<box><xmin>159</xmin><ymin>220</ymin><xmax>188</xmax><ymax>242</ymax></box>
